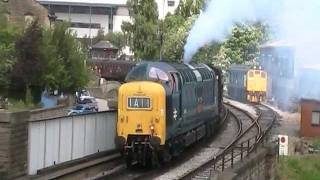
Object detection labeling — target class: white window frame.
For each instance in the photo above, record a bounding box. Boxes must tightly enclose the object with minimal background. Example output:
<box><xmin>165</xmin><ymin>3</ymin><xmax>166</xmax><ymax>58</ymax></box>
<box><xmin>311</xmin><ymin>111</ymin><xmax>320</xmax><ymax>126</ymax></box>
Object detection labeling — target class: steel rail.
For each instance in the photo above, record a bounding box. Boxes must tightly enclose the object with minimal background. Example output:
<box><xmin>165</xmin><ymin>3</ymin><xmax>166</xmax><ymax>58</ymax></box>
<box><xmin>179</xmin><ymin>102</ymin><xmax>259</xmax><ymax>179</ymax></box>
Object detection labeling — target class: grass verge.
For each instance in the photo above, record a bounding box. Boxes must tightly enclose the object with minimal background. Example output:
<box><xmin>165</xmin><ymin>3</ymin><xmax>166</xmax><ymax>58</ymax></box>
<box><xmin>277</xmin><ymin>155</ymin><xmax>320</xmax><ymax>180</ymax></box>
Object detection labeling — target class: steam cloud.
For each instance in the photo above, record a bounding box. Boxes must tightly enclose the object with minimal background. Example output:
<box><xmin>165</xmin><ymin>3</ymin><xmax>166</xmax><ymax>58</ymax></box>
<box><xmin>184</xmin><ymin>0</ymin><xmax>320</xmax><ymax>63</ymax></box>
<box><xmin>184</xmin><ymin>0</ymin><xmax>320</xmax><ymax>103</ymax></box>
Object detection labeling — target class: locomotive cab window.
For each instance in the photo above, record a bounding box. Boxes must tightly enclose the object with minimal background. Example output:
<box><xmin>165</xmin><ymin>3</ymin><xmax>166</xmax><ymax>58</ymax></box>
<box><xmin>126</xmin><ymin>64</ymin><xmax>148</xmax><ymax>81</ymax></box>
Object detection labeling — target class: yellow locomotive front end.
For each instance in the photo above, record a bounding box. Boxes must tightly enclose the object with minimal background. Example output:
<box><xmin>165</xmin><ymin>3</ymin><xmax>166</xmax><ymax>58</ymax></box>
<box><xmin>246</xmin><ymin>69</ymin><xmax>267</xmax><ymax>103</ymax></box>
<box><xmin>115</xmin><ymin>81</ymin><xmax>166</xmax><ymax>166</ymax></box>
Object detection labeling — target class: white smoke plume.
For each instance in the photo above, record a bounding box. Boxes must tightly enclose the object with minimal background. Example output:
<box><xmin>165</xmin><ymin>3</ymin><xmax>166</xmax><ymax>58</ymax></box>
<box><xmin>184</xmin><ymin>0</ymin><xmax>320</xmax><ymax>63</ymax></box>
<box><xmin>184</xmin><ymin>0</ymin><xmax>320</xmax><ymax>103</ymax></box>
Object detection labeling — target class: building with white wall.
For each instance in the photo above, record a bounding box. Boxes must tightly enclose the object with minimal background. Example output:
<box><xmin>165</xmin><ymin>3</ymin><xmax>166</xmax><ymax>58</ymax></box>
<box><xmin>37</xmin><ymin>0</ymin><xmax>180</xmax><ymax>38</ymax></box>
<box><xmin>156</xmin><ymin>0</ymin><xmax>180</xmax><ymax>19</ymax></box>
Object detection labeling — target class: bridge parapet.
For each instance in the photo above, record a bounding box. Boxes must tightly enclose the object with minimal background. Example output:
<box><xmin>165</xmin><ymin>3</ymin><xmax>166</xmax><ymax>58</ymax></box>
<box><xmin>0</xmin><ymin>109</ymin><xmax>117</xmax><ymax>179</ymax></box>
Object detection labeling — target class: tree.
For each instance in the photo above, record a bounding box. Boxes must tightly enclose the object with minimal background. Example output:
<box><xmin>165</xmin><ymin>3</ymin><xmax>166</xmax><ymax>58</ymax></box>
<box><xmin>160</xmin><ymin>0</ymin><xmax>204</xmax><ymax>62</ymax></box>
<box><xmin>161</xmin><ymin>16</ymin><xmax>195</xmax><ymax>61</ymax></box>
<box><xmin>42</xmin><ymin>28</ymin><xmax>67</xmax><ymax>91</ymax></box>
<box><xmin>175</xmin><ymin>0</ymin><xmax>204</xmax><ymax>19</ymax></box>
<box><xmin>122</xmin><ymin>0</ymin><xmax>160</xmax><ymax>60</ymax></box>
<box><xmin>13</xmin><ymin>20</ymin><xmax>45</xmax><ymax>102</ymax></box>
<box><xmin>223</xmin><ymin>23</ymin><xmax>269</xmax><ymax>65</ymax></box>
<box><xmin>92</xmin><ymin>28</ymin><xmax>105</xmax><ymax>45</ymax></box>
<box><xmin>49</xmin><ymin>22</ymin><xmax>89</xmax><ymax>92</ymax></box>
<box><xmin>0</xmin><ymin>3</ymin><xmax>18</xmax><ymax>91</ymax></box>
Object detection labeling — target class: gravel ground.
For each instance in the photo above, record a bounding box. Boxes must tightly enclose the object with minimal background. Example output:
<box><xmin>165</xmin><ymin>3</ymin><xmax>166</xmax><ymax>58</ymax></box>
<box><xmin>225</xmin><ymin>98</ymin><xmax>258</xmax><ymax>118</ymax></box>
<box><xmin>261</xmin><ymin>103</ymin><xmax>300</xmax><ymax>155</ymax></box>
<box><xmin>153</xmin><ymin>112</ymin><xmax>240</xmax><ymax>180</ymax></box>
<box><xmin>262</xmin><ymin>103</ymin><xmax>300</xmax><ymax>137</ymax></box>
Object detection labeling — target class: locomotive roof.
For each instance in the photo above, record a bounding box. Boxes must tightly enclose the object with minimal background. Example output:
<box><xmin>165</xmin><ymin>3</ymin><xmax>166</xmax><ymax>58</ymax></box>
<box><xmin>137</xmin><ymin>61</ymin><xmax>213</xmax><ymax>72</ymax></box>
<box><xmin>126</xmin><ymin>61</ymin><xmax>215</xmax><ymax>83</ymax></box>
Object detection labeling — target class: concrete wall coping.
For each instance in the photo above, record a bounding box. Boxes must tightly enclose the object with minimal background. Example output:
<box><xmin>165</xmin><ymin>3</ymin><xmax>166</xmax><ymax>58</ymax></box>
<box><xmin>30</xmin><ymin>104</ymin><xmax>67</xmax><ymax>113</ymax></box>
<box><xmin>28</xmin><ymin>109</ymin><xmax>117</xmax><ymax>122</ymax></box>
<box><xmin>0</xmin><ymin>111</ymin><xmax>11</xmax><ymax>122</ymax></box>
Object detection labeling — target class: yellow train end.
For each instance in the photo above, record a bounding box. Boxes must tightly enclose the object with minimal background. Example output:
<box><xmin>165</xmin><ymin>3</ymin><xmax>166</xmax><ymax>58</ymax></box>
<box><xmin>246</xmin><ymin>70</ymin><xmax>267</xmax><ymax>103</ymax></box>
<box><xmin>115</xmin><ymin>81</ymin><xmax>166</xmax><ymax>149</ymax></box>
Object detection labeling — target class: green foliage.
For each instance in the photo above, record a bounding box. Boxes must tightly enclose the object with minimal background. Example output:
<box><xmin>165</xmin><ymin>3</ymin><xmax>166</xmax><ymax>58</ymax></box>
<box><xmin>189</xmin><ymin>44</ymin><xmax>232</xmax><ymax>76</ymax></box>
<box><xmin>122</xmin><ymin>0</ymin><xmax>160</xmax><ymax>60</ymax></box>
<box><xmin>175</xmin><ymin>0</ymin><xmax>204</xmax><ymax>18</ymax></box>
<box><xmin>161</xmin><ymin>16</ymin><xmax>195</xmax><ymax>61</ymax></box>
<box><xmin>311</xmin><ymin>138</ymin><xmax>320</xmax><ymax>149</ymax></box>
<box><xmin>14</xmin><ymin>20</ymin><xmax>45</xmax><ymax>86</ymax></box>
<box><xmin>160</xmin><ymin>0</ymin><xmax>269</xmax><ymax>69</ymax></box>
<box><xmin>1</xmin><ymin>19</ymin><xmax>88</xmax><ymax>104</ymax></box>
<box><xmin>223</xmin><ymin>23</ymin><xmax>269</xmax><ymax>65</ymax></box>
<box><xmin>13</xmin><ymin>20</ymin><xmax>45</xmax><ymax>103</ymax></box>
<box><xmin>278</xmin><ymin>155</ymin><xmax>320</xmax><ymax>180</ymax></box>
<box><xmin>48</xmin><ymin>22</ymin><xmax>89</xmax><ymax>92</ymax></box>
<box><xmin>42</xmin><ymin>28</ymin><xmax>67</xmax><ymax>91</ymax></box>
<box><xmin>159</xmin><ymin>0</ymin><xmax>204</xmax><ymax>62</ymax></box>
<box><xmin>92</xmin><ymin>29</ymin><xmax>105</xmax><ymax>44</ymax></box>
<box><xmin>0</xmin><ymin>4</ymin><xmax>18</xmax><ymax>90</ymax></box>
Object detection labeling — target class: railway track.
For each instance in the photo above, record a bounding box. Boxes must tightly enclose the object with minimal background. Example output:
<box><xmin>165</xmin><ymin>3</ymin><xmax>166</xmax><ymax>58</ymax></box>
<box><xmin>97</xmin><ymin>102</ymin><xmax>256</xmax><ymax>180</ymax></box>
<box><xmin>88</xmin><ymin>105</ymin><xmax>232</xmax><ymax>180</ymax></box>
<box><xmin>180</xmin><ymin>102</ymin><xmax>276</xmax><ymax>180</ymax></box>
<box><xmin>53</xmin><ymin>102</ymin><xmax>275</xmax><ymax>180</ymax></box>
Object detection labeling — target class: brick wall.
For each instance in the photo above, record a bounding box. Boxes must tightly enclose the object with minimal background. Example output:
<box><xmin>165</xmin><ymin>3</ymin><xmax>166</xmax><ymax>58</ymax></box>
<box><xmin>300</xmin><ymin>99</ymin><xmax>320</xmax><ymax>137</ymax></box>
<box><xmin>0</xmin><ymin>112</ymin><xmax>10</xmax><ymax>179</ymax></box>
<box><xmin>0</xmin><ymin>111</ymin><xmax>29</xmax><ymax>180</ymax></box>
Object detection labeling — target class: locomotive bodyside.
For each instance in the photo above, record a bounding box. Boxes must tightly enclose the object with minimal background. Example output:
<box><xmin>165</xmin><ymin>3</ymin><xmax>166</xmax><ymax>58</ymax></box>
<box><xmin>116</xmin><ymin>62</ymin><xmax>223</xmax><ymax>166</ymax></box>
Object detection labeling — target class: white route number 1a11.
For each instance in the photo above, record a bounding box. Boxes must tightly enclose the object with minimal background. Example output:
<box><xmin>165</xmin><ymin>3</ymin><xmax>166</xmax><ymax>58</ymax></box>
<box><xmin>278</xmin><ymin>134</ymin><xmax>289</xmax><ymax>156</ymax></box>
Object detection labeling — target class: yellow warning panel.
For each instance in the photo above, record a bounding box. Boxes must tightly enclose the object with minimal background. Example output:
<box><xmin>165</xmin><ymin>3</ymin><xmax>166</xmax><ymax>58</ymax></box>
<box><xmin>246</xmin><ymin>70</ymin><xmax>267</xmax><ymax>92</ymax></box>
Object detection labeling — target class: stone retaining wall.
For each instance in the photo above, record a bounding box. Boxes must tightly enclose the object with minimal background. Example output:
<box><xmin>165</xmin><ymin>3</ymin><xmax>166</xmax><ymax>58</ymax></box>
<box><xmin>0</xmin><ymin>111</ymin><xmax>29</xmax><ymax>180</ymax></box>
<box><xmin>215</xmin><ymin>144</ymin><xmax>278</xmax><ymax>180</ymax></box>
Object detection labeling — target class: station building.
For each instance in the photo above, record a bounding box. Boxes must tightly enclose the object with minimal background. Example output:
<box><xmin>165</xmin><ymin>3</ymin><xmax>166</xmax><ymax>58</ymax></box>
<box><xmin>37</xmin><ymin>0</ymin><xmax>180</xmax><ymax>38</ymax></box>
<box><xmin>300</xmin><ymin>99</ymin><xmax>320</xmax><ymax>137</ymax></box>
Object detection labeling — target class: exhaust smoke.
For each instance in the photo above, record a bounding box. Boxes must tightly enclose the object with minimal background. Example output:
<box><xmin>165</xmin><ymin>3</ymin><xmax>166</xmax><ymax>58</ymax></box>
<box><xmin>184</xmin><ymin>0</ymin><xmax>320</xmax><ymax>102</ymax></box>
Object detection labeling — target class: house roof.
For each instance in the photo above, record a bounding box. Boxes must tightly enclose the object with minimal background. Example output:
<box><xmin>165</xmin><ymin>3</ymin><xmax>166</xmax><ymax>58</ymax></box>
<box><xmin>37</xmin><ymin>0</ymin><xmax>127</xmax><ymax>7</ymax></box>
<box><xmin>92</xmin><ymin>40</ymin><xmax>118</xmax><ymax>50</ymax></box>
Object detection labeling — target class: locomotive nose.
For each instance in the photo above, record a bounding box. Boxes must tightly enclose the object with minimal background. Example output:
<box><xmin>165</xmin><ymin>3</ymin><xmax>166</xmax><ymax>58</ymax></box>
<box><xmin>117</xmin><ymin>81</ymin><xmax>166</xmax><ymax>146</ymax></box>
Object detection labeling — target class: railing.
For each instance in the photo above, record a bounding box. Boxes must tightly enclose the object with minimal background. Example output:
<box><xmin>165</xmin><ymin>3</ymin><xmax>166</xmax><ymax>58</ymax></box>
<box><xmin>210</xmin><ymin>105</ymin><xmax>276</xmax><ymax>173</ymax></box>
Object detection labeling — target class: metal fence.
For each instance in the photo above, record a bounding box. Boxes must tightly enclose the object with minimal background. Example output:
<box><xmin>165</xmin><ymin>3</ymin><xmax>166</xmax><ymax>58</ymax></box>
<box><xmin>28</xmin><ymin>111</ymin><xmax>116</xmax><ymax>175</ymax></box>
<box><xmin>210</xmin><ymin>114</ymin><xmax>277</xmax><ymax>174</ymax></box>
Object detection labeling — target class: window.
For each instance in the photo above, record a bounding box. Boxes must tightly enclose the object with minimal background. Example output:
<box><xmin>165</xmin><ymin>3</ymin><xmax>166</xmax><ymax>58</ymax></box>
<box><xmin>149</xmin><ymin>67</ymin><xmax>169</xmax><ymax>81</ymax></box>
<box><xmin>70</xmin><ymin>22</ymin><xmax>101</xmax><ymax>29</ymax></box>
<box><xmin>168</xmin><ymin>0</ymin><xmax>175</xmax><ymax>7</ymax></box>
<box><xmin>312</xmin><ymin>111</ymin><xmax>320</xmax><ymax>126</ymax></box>
<box><xmin>126</xmin><ymin>64</ymin><xmax>148</xmax><ymax>81</ymax></box>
